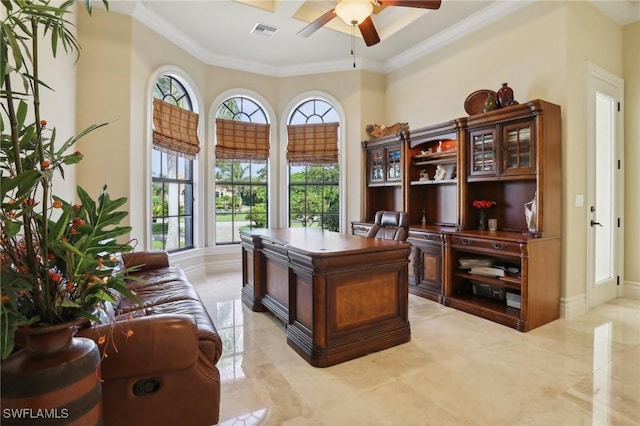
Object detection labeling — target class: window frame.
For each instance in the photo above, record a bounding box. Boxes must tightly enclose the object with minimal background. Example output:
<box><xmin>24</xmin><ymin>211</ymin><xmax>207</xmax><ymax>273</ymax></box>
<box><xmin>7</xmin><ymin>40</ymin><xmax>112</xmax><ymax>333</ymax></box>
<box><xmin>150</xmin><ymin>73</ymin><xmax>197</xmax><ymax>253</ymax></box>
<box><xmin>286</xmin><ymin>98</ymin><xmax>341</xmax><ymax>232</ymax></box>
<box><xmin>214</xmin><ymin>95</ymin><xmax>271</xmax><ymax>245</ymax></box>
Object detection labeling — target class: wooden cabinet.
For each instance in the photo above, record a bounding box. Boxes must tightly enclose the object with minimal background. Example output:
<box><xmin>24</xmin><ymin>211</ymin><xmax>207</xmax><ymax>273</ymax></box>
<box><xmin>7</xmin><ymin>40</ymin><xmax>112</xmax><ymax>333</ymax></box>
<box><xmin>355</xmin><ymin>99</ymin><xmax>562</xmax><ymax>332</ymax></box>
<box><xmin>468</xmin><ymin>117</ymin><xmax>536</xmax><ymax>179</ymax></box>
<box><xmin>362</xmin><ymin>132</ymin><xmax>408</xmax><ymax>222</ymax></box>
<box><xmin>463</xmin><ymin>100</ymin><xmax>561</xmax><ymax>237</ymax></box>
<box><xmin>407</xmin><ymin>228</ymin><xmax>446</xmax><ymax>303</ymax></box>
<box><xmin>365</xmin><ymin>136</ymin><xmax>403</xmax><ymax>185</ymax></box>
<box><xmin>405</xmin><ymin>119</ymin><xmax>465</xmax><ymax>228</ymax></box>
<box><xmin>350</xmin><ymin>221</ymin><xmax>372</xmax><ymax>237</ymax></box>
<box><xmin>446</xmin><ymin>232</ymin><xmax>560</xmax><ymax>332</ymax></box>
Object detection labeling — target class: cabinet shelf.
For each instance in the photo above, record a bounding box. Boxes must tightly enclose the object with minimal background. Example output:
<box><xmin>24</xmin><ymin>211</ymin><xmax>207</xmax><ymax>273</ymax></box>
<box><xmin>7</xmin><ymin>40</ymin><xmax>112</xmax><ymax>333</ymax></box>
<box><xmin>410</xmin><ymin>179</ymin><xmax>457</xmax><ymax>186</ymax></box>
<box><xmin>414</xmin><ymin>157</ymin><xmax>456</xmax><ymax>166</ymax></box>
<box><xmin>446</xmin><ymin>294</ymin><xmax>522</xmax><ymax>328</ymax></box>
<box><xmin>413</xmin><ymin>151</ymin><xmax>456</xmax><ymax>163</ymax></box>
<box><xmin>368</xmin><ymin>181</ymin><xmax>401</xmax><ymax>188</ymax></box>
<box><xmin>455</xmin><ymin>271</ymin><xmax>521</xmax><ymax>291</ymax></box>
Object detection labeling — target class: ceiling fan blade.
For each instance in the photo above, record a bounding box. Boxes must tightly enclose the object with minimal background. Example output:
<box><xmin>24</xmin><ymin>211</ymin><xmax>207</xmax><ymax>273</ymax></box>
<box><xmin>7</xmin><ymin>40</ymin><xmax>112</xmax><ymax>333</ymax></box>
<box><xmin>358</xmin><ymin>16</ymin><xmax>380</xmax><ymax>47</ymax></box>
<box><xmin>297</xmin><ymin>9</ymin><xmax>337</xmax><ymax>38</ymax></box>
<box><xmin>379</xmin><ymin>0</ymin><xmax>442</xmax><ymax>9</ymax></box>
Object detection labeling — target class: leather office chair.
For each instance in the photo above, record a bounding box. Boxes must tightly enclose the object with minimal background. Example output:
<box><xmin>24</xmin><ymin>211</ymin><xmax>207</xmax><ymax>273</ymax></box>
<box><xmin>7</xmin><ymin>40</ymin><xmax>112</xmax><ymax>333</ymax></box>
<box><xmin>365</xmin><ymin>211</ymin><xmax>409</xmax><ymax>241</ymax></box>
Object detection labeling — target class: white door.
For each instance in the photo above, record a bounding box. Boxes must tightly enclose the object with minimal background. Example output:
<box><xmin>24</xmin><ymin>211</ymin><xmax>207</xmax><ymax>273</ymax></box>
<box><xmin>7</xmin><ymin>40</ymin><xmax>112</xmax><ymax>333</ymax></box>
<box><xmin>587</xmin><ymin>63</ymin><xmax>624</xmax><ymax>308</ymax></box>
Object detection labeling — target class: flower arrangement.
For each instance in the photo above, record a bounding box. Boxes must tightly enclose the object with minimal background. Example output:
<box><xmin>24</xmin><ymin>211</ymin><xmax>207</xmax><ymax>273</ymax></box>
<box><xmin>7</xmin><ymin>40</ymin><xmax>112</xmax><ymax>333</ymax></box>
<box><xmin>472</xmin><ymin>200</ymin><xmax>495</xmax><ymax>230</ymax></box>
<box><xmin>472</xmin><ymin>199</ymin><xmax>496</xmax><ymax>209</ymax></box>
<box><xmin>1</xmin><ymin>0</ymin><xmax>137</xmax><ymax>359</ymax></box>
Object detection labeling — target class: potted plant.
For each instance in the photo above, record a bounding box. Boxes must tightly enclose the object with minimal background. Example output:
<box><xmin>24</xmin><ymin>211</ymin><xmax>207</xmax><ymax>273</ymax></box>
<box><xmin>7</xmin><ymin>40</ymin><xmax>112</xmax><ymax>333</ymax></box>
<box><xmin>1</xmin><ymin>0</ymin><xmax>137</xmax><ymax>363</ymax></box>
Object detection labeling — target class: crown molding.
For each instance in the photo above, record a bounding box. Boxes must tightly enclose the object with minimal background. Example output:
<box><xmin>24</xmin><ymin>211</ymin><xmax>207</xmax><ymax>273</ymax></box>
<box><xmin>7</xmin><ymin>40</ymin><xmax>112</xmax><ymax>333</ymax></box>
<box><xmin>383</xmin><ymin>0</ymin><xmax>535</xmax><ymax>74</ymax></box>
<box><xmin>107</xmin><ymin>0</ymin><xmax>635</xmax><ymax>78</ymax></box>
<box><xmin>115</xmin><ymin>0</ymin><xmax>529</xmax><ymax>77</ymax></box>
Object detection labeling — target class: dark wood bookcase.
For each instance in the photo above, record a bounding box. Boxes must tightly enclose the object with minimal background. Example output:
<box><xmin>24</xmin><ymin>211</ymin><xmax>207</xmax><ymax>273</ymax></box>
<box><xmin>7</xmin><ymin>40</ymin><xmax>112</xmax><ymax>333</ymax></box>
<box><xmin>356</xmin><ymin>99</ymin><xmax>562</xmax><ymax>331</ymax></box>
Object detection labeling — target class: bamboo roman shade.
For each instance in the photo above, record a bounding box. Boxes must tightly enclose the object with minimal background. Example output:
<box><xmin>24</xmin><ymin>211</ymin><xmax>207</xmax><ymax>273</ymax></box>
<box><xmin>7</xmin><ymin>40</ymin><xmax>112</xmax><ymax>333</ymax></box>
<box><xmin>286</xmin><ymin>122</ymin><xmax>339</xmax><ymax>164</ymax></box>
<box><xmin>152</xmin><ymin>98</ymin><xmax>200</xmax><ymax>159</ymax></box>
<box><xmin>215</xmin><ymin>118</ymin><xmax>270</xmax><ymax>161</ymax></box>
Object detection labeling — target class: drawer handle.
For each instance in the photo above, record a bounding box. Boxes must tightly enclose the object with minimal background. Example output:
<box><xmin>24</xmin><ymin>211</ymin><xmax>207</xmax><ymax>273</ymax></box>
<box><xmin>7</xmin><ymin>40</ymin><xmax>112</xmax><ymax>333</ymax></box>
<box><xmin>493</xmin><ymin>243</ymin><xmax>507</xmax><ymax>250</ymax></box>
<box><xmin>461</xmin><ymin>239</ymin><xmax>472</xmax><ymax>245</ymax></box>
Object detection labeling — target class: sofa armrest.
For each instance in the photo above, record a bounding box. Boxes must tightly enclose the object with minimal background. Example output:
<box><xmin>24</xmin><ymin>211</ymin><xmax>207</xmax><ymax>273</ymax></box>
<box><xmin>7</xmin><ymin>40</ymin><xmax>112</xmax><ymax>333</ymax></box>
<box><xmin>122</xmin><ymin>251</ymin><xmax>170</xmax><ymax>271</ymax></box>
<box><xmin>78</xmin><ymin>314</ymin><xmax>199</xmax><ymax>380</ymax></box>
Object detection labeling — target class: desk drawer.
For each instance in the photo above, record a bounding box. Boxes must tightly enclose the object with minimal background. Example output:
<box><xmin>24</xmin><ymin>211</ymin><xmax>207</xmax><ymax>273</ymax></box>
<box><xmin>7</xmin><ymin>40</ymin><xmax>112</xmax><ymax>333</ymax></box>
<box><xmin>261</xmin><ymin>238</ymin><xmax>288</xmax><ymax>257</ymax></box>
<box><xmin>408</xmin><ymin>231</ymin><xmax>444</xmax><ymax>244</ymax></box>
<box><xmin>450</xmin><ymin>236</ymin><xmax>523</xmax><ymax>255</ymax></box>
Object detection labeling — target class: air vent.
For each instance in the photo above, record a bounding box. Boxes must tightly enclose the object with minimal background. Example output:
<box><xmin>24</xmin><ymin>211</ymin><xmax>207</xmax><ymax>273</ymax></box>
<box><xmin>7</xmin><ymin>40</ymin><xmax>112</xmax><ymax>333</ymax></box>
<box><xmin>251</xmin><ymin>23</ymin><xmax>278</xmax><ymax>38</ymax></box>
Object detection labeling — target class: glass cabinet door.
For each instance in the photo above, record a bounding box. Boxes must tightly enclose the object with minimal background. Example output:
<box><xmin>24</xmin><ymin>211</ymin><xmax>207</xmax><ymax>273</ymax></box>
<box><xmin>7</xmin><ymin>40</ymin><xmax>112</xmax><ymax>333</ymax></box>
<box><xmin>386</xmin><ymin>147</ymin><xmax>401</xmax><ymax>181</ymax></box>
<box><xmin>469</xmin><ymin>129</ymin><xmax>497</xmax><ymax>176</ymax></box>
<box><xmin>369</xmin><ymin>148</ymin><xmax>384</xmax><ymax>183</ymax></box>
<box><xmin>502</xmin><ymin>120</ymin><xmax>535</xmax><ymax>176</ymax></box>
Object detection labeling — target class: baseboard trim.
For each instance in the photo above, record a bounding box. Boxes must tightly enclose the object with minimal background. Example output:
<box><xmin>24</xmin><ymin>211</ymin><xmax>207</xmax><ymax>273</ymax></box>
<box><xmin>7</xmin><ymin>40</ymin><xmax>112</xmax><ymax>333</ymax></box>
<box><xmin>560</xmin><ymin>294</ymin><xmax>587</xmax><ymax>319</ymax></box>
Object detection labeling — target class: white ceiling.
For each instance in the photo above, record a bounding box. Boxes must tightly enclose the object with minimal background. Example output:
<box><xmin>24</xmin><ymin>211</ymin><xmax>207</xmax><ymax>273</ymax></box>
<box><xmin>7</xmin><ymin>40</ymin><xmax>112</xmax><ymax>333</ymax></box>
<box><xmin>109</xmin><ymin>0</ymin><xmax>640</xmax><ymax>77</ymax></box>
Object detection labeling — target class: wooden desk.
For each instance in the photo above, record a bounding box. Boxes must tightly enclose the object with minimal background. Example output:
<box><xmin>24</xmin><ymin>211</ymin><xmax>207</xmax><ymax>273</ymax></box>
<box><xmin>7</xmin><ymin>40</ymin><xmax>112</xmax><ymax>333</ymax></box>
<box><xmin>241</xmin><ymin>228</ymin><xmax>411</xmax><ymax>367</ymax></box>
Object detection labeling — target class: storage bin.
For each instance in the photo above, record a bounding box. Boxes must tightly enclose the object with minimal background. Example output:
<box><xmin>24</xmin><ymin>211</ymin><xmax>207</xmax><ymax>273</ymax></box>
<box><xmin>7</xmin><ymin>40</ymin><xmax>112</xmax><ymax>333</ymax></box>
<box><xmin>506</xmin><ymin>292</ymin><xmax>521</xmax><ymax>309</ymax></box>
<box><xmin>471</xmin><ymin>281</ymin><xmax>506</xmax><ymax>301</ymax></box>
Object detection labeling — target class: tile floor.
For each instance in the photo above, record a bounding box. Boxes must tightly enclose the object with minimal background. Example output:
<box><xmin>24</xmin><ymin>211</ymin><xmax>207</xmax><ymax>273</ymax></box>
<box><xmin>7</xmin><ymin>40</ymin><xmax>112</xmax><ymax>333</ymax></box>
<box><xmin>194</xmin><ymin>272</ymin><xmax>640</xmax><ymax>426</ymax></box>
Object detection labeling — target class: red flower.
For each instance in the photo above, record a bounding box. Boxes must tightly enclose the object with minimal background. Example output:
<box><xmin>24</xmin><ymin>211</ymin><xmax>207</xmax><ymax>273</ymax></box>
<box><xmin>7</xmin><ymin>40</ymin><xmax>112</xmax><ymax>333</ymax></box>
<box><xmin>473</xmin><ymin>200</ymin><xmax>495</xmax><ymax>209</ymax></box>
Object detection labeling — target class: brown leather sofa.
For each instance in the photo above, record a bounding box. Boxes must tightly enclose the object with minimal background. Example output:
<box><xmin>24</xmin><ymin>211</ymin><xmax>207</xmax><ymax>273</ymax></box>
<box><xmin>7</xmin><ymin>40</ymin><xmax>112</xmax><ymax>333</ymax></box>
<box><xmin>78</xmin><ymin>251</ymin><xmax>222</xmax><ymax>426</ymax></box>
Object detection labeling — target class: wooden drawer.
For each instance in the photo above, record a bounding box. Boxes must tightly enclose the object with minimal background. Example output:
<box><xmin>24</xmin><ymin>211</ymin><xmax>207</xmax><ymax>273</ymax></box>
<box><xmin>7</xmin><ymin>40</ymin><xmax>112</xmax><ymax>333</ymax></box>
<box><xmin>450</xmin><ymin>235</ymin><xmax>523</xmax><ymax>256</ymax></box>
<box><xmin>260</xmin><ymin>238</ymin><xmax>288</xmax><ymax>259</ymax></box>
<box><xmin>408</xmin><ymin>231</ymin><xmax>444</xmax><ymax>244</ymax></box>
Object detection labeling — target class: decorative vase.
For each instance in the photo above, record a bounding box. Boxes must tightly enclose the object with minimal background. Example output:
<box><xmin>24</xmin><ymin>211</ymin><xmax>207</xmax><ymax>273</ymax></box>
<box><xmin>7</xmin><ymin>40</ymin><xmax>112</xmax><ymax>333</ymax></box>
<box><xmin>477</xmin><ymin>209</ymin><xmax>488</xmax><ymax>230</ymax></box>
<box><xmin>524</xmin><ymin>193</ymin><xmax>538</xmax><ymax>236</ymax></box>
<box><xmin>482</xmin><ymin>92</ymin><xmax>498</xmax><ymax>113</ymax></box>
<box><xmin>1</xmin><ymin>319</ymin><xmax>103</xmax><ymax>425</ymax></box>
<box><xmin>497</xmin><ymin>82</ymin><xmax>514</xmax><ymax>108</ymax></box>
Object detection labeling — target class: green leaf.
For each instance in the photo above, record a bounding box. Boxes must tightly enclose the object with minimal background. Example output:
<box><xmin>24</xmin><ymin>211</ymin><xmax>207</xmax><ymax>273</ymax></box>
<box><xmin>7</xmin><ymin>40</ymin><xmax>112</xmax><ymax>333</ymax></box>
<box><xmin>2</xmin><ymin>219</ymin><xmax>22</xmax><ymax>238</ymax></box>
<box><xmin>60</xmin><ymin>299</ymin><xmax>81</xmax><ymax>308</ymax></box>
<box><xmin>76</xmin><ymin>185</ymin><xmax>96</xmax><ymax>211</ymax></box>
<box><xmin>16</xmin><ymin>100</ymin><xmax>28</xmax><ymax>129</ymax></box>
<box><xmin>2</xmin><ymin>21</ymin><xmax>25</xmax><ymax>73</ymax></box>
<box><xmin>0</xmin><ymin>170</ymin><xmax>40</xmax><ymax>199</ymax></box>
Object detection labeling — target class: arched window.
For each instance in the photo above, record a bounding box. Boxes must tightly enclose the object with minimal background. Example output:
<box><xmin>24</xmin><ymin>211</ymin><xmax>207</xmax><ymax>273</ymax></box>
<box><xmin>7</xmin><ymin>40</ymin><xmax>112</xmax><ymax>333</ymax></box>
<box><xmin>287</xmin><ymin>98</ymin><xmax>340</xmax><ymax>231</ymax></box>
<box><xmin>151</xmin><ymin>75</ymin><xmax>196</xmax><ymax>252</ymax></box>
<box><xmin>214</xmin><ymin>96</ymin><xmax>270</xmax><ymax>244</ymax></box>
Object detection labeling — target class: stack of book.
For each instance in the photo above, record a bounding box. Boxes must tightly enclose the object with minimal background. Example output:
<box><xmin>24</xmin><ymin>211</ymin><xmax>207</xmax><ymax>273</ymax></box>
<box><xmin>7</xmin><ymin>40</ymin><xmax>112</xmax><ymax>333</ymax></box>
<box><xmin>458</xmin><ymin>257</ymin><xmax>493</xmax><ymax>270</ymax></box>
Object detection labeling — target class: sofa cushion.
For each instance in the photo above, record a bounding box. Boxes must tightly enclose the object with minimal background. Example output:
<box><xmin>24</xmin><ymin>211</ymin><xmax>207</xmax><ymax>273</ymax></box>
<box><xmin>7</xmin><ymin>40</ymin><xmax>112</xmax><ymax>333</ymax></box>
<box><xmin>126</xmin><ymin>266</ymin><xmax>188</xmax><ymax>289</ymax></box>
<box><xmin>118</xmin><ymin>279</ymin><xmax>202</xmax><ymax>314</ymax></box>
<box><xmin>116</xmin><ymin>298</ymin><xmax>223</xmax><ymax>365</ymax></box>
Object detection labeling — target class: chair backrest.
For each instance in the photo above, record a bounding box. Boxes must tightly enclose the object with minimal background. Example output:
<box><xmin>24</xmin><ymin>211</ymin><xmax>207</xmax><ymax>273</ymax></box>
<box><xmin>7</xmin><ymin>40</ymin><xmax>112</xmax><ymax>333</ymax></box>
<box><xmin>365</xmin><ymin>211</ymin><xmax>409</xmax><ymax>241</ymax></box>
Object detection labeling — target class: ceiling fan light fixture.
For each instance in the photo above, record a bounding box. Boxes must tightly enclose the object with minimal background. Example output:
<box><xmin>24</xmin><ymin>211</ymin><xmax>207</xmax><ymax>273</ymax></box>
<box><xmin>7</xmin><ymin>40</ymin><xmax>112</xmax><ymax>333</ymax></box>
<box><xmin>335</xmin><ymin>0</ymin><xmax>373</xmax><ymax>26</ymax></box>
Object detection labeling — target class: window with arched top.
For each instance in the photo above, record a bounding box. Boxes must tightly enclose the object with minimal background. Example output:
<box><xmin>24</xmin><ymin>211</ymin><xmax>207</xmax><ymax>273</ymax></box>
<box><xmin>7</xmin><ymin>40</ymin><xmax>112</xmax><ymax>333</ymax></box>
<box><xmin>214</xmin><ymin>96</ymin><xmax>270</xmax><ymax>244</ymax></box>
<box><xmin>287</xmin><ymin>98</ymin><xmax>340</xmax><ymax>232</ymax></box>
<box><xmin>150</xmin><ymin>74</ymin><xmax>198</xmax><ymax>252</ymax></box>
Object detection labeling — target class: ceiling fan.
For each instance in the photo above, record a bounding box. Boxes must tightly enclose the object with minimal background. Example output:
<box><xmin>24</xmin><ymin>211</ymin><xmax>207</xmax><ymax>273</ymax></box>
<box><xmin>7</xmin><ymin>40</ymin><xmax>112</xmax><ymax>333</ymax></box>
<box><xmin>297</xmin><ymin>0</ymin><xmax>442</xmax><ymax>47</ymax></box>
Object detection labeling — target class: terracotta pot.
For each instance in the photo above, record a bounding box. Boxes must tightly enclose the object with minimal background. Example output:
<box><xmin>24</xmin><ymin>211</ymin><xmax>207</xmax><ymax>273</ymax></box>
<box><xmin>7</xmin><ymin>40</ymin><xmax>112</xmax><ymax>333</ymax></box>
<box><xmin>1</xmin><ymin>319</ymin><xmax>103</xmax><ymax>425</ymax></box>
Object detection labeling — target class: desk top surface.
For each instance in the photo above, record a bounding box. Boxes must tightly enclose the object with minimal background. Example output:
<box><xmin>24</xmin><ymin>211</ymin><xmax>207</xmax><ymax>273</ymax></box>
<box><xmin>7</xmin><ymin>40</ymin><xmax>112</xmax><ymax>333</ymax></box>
<box><xmin>242</xmin><ymin>228</ymin><xmax>409</xmax><ymax>256</ymax></box>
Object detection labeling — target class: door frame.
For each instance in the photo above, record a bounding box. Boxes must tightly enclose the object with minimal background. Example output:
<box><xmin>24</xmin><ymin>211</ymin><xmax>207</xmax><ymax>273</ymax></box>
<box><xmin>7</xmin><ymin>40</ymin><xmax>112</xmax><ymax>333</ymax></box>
<box><xmin>585</xmin><ymin>62</ymin><xmax>625</xmax><ymax>308</ymax></box>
